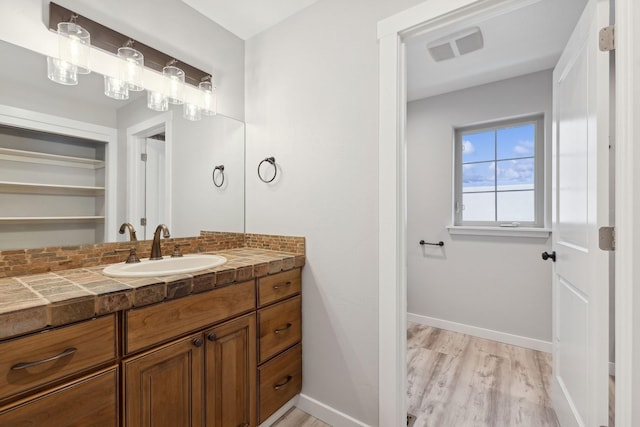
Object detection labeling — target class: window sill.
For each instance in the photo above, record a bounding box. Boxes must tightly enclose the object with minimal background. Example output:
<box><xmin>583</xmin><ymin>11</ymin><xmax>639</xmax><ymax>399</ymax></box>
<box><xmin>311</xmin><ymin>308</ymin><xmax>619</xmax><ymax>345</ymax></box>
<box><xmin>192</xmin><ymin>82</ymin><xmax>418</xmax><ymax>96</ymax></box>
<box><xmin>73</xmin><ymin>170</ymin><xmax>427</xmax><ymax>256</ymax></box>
<box><xmin>446</xmin><ymin>226</ymin><xmax>551</xmax><ymax>238</ymax></box>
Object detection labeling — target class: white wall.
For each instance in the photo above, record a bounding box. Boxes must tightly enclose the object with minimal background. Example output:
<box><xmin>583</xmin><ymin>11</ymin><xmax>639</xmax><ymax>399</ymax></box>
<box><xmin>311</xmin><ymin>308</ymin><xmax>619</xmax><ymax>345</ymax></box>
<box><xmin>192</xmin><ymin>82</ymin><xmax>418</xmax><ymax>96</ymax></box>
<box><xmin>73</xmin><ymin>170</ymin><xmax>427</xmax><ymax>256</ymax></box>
<box><xmin>0</xmin><ymin>0</ymin><xmax>244</xmax><ymax>120</ymax></box>
<box><xmin>407</xmin><ymin>70</ymin><xmax>553</xmax><ymax>343</ymax></box>
<box><xmin>245</xmin><ymin>0</ymin><xmax>424</xmax><ymax>424</ymax></box>
<box><xmin>116</xmin><ymin>97</ymin><xmax>245</xmax><ymax>238</ymax></box>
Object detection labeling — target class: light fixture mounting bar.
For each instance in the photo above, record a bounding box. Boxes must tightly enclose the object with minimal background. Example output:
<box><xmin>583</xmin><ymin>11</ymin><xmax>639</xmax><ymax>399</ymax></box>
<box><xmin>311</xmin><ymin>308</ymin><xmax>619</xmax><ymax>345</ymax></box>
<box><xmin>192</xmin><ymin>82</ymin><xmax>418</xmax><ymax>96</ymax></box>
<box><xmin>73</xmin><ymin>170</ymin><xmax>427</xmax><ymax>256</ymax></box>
<box><xmin>48</xmin><ymin>2</ymin><xmax>211</xmax><ymax>87</ymax></box>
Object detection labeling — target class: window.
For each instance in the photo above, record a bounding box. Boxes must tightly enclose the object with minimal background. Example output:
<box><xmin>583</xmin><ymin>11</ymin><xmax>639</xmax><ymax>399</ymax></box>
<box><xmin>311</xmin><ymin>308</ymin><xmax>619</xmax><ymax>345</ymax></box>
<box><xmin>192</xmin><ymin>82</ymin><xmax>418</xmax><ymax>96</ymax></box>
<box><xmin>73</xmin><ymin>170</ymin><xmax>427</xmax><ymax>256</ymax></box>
<box><xmin>454</xmin><ymin>115</ymin><xmax>544</xmax><ymax>227</ymax></box>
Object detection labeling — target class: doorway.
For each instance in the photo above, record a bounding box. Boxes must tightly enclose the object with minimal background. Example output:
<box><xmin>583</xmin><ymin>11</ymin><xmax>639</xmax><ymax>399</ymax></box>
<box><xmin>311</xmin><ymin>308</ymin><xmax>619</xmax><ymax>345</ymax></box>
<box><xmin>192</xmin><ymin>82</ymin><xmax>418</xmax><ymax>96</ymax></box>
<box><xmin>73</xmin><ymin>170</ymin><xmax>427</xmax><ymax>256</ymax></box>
<box><xmin>126</xmin><ymin>113</ymin><xmax>173</xmax><ymax>240</ymax></box>
<box><xmin>377</xmin><ymin>0</ymin><xmax>630</xmax><ymax>425</ymax></box>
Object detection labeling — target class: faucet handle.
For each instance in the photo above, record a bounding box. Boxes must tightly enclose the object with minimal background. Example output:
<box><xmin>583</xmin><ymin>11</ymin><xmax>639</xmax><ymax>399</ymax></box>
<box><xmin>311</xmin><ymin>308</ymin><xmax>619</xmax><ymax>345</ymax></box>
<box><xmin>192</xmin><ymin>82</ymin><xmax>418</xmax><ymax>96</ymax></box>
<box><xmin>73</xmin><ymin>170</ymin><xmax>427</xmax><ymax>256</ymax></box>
<box><xmin>171</xmin><ymin>243</ymin><xmax>190</xmax><ymax>258</ymax></box>
<box><xmin>115</xmin><ymin>247</ymin><xmax>141</xmax><ymax>264</ymax></box>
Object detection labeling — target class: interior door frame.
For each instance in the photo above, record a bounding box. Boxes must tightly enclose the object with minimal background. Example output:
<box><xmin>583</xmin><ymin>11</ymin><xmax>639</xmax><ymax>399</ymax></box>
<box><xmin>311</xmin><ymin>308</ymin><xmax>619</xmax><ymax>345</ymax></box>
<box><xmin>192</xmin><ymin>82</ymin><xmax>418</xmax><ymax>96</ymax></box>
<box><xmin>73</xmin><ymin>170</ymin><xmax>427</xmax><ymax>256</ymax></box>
<box><xmin>126</xmin><ymin>112</ymin><xmax>173</xmax><ymax>238</ymax></box>
<box><xmin>377</xmin><ymin>0</ymin><xmax>639</xmax><ymax>426</ymax></box>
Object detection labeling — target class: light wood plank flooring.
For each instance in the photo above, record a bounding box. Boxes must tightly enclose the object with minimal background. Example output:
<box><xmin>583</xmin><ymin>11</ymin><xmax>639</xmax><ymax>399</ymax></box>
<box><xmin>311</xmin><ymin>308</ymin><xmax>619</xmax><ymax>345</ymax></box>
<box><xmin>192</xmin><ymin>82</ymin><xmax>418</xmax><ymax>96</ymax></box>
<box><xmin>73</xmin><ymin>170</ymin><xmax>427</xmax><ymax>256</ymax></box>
<box><xmin>274</xmin><ymin>324</ymin><xmax>567</xmax><ymax>427</ymax></box>
<box><xmin>407</xmin><ymin>322</ymin><xmax>559</xmax><ymax>427</ymax></box>
<box><xmin>272</xmin><ymin>408</ymin><xmax>331</xmax><ymax>427</ymax></box>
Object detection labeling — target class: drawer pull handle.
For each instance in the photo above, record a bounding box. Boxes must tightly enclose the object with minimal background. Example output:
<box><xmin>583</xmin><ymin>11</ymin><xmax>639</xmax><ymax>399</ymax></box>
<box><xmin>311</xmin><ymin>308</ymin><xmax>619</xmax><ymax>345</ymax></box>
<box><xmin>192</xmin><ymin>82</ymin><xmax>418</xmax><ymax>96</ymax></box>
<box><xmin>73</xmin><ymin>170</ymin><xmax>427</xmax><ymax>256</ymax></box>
<box><xmin>11</xmin><ymin>347</ymin><xmax>77</xmax><ymax>370</ymax></box>
<box><xmin>273</xmin><ymin>281</ymin><xmax>292</xmax><ymax>290</ymax></box>
<box><xmin>273</xmin><ymin>375</ymin><xmax>293</xmax><ymax>390</ymax></box>
<box><xmin>274</xmin><ymin>323</ymin><xmax>293</xmax><ymax>334</ymax></box>
<box><xmin>207</xmin><ymin>333</ymin><xmax>217</xmax><ymax>342</ymax></box>
<box><xmin>193</xmin><ymin>338</ymin><xmax>203</xmax><ymax>347</ymax></box>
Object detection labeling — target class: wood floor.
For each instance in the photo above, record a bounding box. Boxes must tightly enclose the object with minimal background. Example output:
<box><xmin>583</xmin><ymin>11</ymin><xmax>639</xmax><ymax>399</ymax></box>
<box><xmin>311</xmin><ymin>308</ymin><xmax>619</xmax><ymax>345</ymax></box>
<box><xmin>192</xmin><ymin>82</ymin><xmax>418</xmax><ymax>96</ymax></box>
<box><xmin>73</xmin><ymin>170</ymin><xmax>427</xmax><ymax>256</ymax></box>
<box><xmin>276</xmin><ymin>324</ymin><xmax>618</xmax><ymax>427</ymax></box>
<box><xmin>407</xmin><ymin>322</ymin><xmax>559</xmax><ymax>427</ymax></box>
<box><xmin>272</xmin><ymin>408</ymin><xmax>331</xmax><ymax>427</ymax></box>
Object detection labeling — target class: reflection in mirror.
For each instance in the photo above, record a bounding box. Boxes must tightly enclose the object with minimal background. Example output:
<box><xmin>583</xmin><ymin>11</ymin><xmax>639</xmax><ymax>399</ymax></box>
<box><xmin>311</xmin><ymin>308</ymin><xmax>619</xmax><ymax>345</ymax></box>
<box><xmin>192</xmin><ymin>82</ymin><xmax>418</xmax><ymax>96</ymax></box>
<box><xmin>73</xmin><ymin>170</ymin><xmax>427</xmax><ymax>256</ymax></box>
<box><xmin>0</xmin><ymin>41</ymin><xmax>245</xmax><ymax>250</ymax></box>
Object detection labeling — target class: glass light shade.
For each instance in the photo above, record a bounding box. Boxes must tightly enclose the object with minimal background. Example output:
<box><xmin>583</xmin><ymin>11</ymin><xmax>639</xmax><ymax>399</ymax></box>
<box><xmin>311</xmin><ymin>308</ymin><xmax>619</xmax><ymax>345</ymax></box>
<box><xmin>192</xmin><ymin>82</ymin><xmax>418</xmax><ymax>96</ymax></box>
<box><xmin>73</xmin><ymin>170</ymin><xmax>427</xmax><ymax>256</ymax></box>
<box><xmin>147</xmin><ymin>91</ymin><xmax>168</xmax><ymax>111</ymax></box>
<box><xmin>57</xmin><ymin>22</ymin><xmax>90</xmax><ymax>74</ymax></box>
<box><xmin>117</xmin><ymin>47</ymin><xmax>144</xmax><ymax>91</ymax></box>
<box><xmin>163</xmin><ymin>65</ymin><xmax>185</xmax><ymax>104</ymax></box>
<box><xmin>46</xmin><ymin>56</ymin><xmax>78</xmax><ymax>85</ymax></box>
<box><xmin>183</xmin><ymin>103</ymin><xmax>202</xmax><ymax>121</ymax></box>
<box><xmin>104</xmin><ymin>75</ymin><xmax>129</xmax><ymax>100</ymax></box>
<box><xmin>198</xmin><ymin>81</ymin><xmax>217</xmax><ymax>116</ymax></box>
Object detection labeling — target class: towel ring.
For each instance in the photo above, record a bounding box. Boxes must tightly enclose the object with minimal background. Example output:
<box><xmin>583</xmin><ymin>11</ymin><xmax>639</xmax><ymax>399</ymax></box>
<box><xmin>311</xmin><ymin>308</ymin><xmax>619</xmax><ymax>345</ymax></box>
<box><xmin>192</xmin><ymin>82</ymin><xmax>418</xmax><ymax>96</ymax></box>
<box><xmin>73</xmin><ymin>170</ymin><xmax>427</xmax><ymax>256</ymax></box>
<box><xmin>212</xmin><ymin>165</ymin><xmax>225</xmax><ymax>187</ymax></box>
<box><xmin>258</xmin><ymin>157</ymin><xmax>277</xmax><ymax>183</ymax></box>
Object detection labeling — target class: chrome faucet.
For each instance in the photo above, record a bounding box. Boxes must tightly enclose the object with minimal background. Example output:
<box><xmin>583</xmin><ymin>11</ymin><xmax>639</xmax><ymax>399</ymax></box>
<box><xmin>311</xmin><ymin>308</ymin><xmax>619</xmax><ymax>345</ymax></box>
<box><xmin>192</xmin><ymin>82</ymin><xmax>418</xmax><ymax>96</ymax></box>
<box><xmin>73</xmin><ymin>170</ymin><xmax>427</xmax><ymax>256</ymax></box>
<box><xmin>119</xmin><ymin>223</ymin><xmax>138</xmax><ymax>241</ymax></box>
<box><xmin>150</xmin><ymin>224</ymin><xmax>170</xmax><ymax>260</ymax></box>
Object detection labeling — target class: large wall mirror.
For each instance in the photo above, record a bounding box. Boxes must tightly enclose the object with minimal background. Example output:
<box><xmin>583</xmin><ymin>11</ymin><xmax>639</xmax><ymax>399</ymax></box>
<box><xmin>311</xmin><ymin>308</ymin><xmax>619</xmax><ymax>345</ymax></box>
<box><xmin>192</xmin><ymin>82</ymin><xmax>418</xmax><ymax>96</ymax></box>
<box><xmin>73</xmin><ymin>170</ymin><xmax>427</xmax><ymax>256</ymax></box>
<box><xmin>0</xmin><ymin>40</ymin><xmax>245</xmax><ymax>250</ymax></box>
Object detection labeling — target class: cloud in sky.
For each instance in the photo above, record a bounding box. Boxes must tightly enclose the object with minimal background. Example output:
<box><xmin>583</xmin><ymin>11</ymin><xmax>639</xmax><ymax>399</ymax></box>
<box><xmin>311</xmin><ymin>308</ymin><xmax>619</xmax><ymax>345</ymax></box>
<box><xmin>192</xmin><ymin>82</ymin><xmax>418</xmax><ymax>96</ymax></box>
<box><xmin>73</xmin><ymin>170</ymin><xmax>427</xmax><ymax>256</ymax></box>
<box><xmin>463</xmin><ymin>159</ymin><xmax>534</xmax><ymax>188</ymax></box>
<box><xmin>462</xmin><ymin>140</ymin><xmax>475</xmax><ymax>155</ymax></box>
<box><xmin>513</xmin><ymin>139</ymin><xmax>534</xmax><ymax>156</ymax></box>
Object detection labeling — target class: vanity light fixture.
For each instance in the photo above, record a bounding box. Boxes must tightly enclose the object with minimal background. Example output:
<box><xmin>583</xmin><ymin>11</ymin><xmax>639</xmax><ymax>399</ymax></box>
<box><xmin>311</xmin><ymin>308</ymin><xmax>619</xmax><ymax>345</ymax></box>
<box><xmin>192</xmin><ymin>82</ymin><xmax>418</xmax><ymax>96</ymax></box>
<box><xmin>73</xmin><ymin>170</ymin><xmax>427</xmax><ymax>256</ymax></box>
<box><xmin>57</xmin><ymin>20</ymin><xmax>91</xmax><ymax>74</ymax></box>
<box><xmin>199</xmin><ymin>76</ymin><xmax>217</xmax><ymax>116</ymax></box>
<box><xmin>48</xmin><ymin>3</ymin><xmax>219</xmax><ymax>116</ymax></box>
<box><xmin>147</xmin><ymin>90</ymin><xmax>169</xmax><ymax>112</ymax></box>
<box><xmin>104</xmin><ymin>75</ymin><xmax>129</xmax><ymax>100</ymax></box>
<box><xmin>183</xmin><ymin>103</ymin><xmax>202</xmax><ymax>121</ymax></box>
<box><xmin>163</xmin><ymin>60</ymin><xmax>185</xmax><ymax>105</ymax></box>
<box><xmin>47</xmin><ymin>14</ymin><xmax>90</xmax><ymax>85</ymax></box>
<box><xmin>118</xmin><ymin>41</ymin><xmax>144</xmax><ymax>91</ymax></box>
<box><xmin>46</xmin><ymin>56</ymin><xmax>78</xmax><ymax>85</ymax></box>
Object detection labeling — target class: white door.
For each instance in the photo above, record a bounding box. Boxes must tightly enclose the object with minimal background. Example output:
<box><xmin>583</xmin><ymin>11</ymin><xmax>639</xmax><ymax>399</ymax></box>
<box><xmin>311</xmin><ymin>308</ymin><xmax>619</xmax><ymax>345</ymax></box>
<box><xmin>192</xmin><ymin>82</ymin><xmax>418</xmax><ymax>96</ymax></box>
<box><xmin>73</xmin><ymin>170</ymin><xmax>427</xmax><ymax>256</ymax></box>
<box><xmin>133</xmin><ymin>136</ymin><xmax>166</xmax><ymax>240</ymax></box>
<box><xmin>144</xmin><ymin>137</ymin><xmax>166</xmax><ymax>237</ymax></box>
<box><xmin>551</xmin><ymin>0</ymin><xmax>611</xmax><ymax>426</ymax></box>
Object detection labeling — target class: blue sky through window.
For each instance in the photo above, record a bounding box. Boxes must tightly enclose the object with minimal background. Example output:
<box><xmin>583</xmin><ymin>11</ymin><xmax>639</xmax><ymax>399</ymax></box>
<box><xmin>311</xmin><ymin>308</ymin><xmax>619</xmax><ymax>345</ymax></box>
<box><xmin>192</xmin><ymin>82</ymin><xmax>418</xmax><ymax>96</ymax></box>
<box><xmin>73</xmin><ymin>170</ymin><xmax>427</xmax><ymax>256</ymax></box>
<box><xmin>462</xmin><ymin>123</ymin><xmax>535</xmax><ymax>191</ymax></box>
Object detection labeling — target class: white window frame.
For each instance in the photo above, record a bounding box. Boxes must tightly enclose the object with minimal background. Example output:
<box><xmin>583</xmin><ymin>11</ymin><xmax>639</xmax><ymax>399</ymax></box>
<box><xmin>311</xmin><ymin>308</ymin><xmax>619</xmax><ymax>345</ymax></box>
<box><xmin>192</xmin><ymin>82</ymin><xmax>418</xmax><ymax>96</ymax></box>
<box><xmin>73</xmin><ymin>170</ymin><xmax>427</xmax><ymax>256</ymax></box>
<box><xmin>453</xmin><ymin>114</ymin><xmax>545</xmax><ymax>228</ymax></box>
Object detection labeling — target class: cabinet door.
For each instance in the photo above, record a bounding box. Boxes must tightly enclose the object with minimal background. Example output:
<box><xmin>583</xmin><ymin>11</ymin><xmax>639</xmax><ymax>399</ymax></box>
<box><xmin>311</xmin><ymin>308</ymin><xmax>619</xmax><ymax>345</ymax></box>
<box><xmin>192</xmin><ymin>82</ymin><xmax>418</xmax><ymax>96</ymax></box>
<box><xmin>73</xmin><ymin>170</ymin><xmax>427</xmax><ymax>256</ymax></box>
<box><xmin>124</xmin><ymin>333</ymin><xmax>204</xmax><ymax>427</ymax></box>
<box><xmin>205</xmin><ymin>314</ymin><xmax>256</xmax><ymax>427</ymax></box>
<box><xmin>0</xmin><ymin>367</ymin><xmax>118</xmax><ymax>427</ymax></box>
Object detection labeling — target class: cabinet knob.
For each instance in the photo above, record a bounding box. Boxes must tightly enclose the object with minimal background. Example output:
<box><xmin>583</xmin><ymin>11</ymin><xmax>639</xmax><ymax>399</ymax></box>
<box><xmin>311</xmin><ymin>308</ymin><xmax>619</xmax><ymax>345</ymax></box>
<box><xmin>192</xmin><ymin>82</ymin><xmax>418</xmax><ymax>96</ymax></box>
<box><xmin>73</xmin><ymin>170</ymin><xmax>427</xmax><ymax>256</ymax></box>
<box><xmin>192</xmin><ymin>337</ymin><xmax>203</xmax><ymax>347</ymax></box>
<box><xmin>207</xmin><ymin>333</ymin><xmax>217</xmax><ymax>342</ymax></box>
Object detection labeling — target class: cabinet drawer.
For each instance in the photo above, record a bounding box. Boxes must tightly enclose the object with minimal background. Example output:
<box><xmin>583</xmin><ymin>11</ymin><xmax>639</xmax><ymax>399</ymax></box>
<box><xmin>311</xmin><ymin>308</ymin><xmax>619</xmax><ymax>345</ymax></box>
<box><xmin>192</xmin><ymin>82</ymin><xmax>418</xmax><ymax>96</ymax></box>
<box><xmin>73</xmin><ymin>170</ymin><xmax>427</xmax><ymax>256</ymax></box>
<box><xmin>0</xmin><ymin>315</ymin><xmax>116</xmax><ymax>402</ymax></box>
<box><xmin>258</xmin><ymin>344</ymin><xmax>302</xmax><ymax>423</ymax></box>
<box><xmin>0</xmin><ymin>367</ymin><xmax>118</xmax><ymax>427</ymax></box>
<box><xmin>125</xmin><ymin>280</ymin><xmax>255</xmax><ymax>354</ymax></box>
<box><xmin>258</xmin><ymin>296</ymin><xmax>301</xmax><ymax>363</ymax></box>
<box><xmin>258</xmin><ymin>269</ymin><xmax>301</xmax><ymax>307</ymax></box>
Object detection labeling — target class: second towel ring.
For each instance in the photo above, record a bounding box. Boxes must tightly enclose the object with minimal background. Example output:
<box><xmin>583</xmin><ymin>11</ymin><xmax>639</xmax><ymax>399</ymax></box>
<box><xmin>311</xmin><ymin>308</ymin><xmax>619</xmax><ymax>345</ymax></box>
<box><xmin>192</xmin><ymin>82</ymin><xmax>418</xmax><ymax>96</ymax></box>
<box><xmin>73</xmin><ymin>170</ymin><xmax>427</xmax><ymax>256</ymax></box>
<box><xmin>212</xmin><ymin>165</ymin><xmax>225</xmax><ymax>187</ymax></box>
<box><xmin>258</xmin><ymin>157</ymin><xmax>277</xmax><ymax>183</ymax></box>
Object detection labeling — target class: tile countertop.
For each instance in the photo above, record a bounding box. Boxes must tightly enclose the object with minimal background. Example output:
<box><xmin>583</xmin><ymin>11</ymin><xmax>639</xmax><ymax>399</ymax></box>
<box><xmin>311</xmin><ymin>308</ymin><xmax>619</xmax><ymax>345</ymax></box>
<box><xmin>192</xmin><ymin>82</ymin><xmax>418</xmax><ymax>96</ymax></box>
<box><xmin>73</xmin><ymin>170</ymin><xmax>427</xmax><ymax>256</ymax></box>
<box><xmin>0</xmin><ymin>248</ymin><xmax>305</xmax><ymax>340</ymax></box>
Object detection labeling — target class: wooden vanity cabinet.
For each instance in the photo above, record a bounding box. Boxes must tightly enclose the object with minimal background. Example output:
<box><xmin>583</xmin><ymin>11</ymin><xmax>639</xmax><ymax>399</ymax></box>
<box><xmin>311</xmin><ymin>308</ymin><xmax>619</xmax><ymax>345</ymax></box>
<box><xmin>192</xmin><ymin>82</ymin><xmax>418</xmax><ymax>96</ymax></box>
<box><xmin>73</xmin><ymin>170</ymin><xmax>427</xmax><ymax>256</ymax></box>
<box><xmin>123</xmin><ymin>332</ymin><xmax>205</xmax><ymax>427</ymax></box>
<box><xmin>0</xmin><ymin>267</ymin><xmax>302</xmax><ymax>427</ymax></box>
<box><xmin>123</xmin><ymin>282</ymin><xmax>258</xmax><ymax>427</ymax></box>
<box><xmin>0</xmin><ymin>315</ymin><xmax>118</xmax><ymax>426</ymax></box>
<box><xmin>205</xmin><ymin>314</ymin><xmax>256</xmax><ymax>427</ymax></box>
<box><xmin>256</xmin><ymin>270</ymin><xmax>303</xmax><ymax>423</ymax></box>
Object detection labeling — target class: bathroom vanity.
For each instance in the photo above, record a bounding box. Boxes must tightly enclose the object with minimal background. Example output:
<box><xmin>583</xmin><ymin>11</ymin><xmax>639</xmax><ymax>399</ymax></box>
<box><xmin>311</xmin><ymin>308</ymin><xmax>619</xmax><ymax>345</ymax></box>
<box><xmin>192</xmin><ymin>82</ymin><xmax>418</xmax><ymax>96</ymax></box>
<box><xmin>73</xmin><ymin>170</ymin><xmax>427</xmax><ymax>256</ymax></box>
<box><xmin>0</xmin><ymin>248</ymin><xmax>303</xmax><ymax>427</ymax></box>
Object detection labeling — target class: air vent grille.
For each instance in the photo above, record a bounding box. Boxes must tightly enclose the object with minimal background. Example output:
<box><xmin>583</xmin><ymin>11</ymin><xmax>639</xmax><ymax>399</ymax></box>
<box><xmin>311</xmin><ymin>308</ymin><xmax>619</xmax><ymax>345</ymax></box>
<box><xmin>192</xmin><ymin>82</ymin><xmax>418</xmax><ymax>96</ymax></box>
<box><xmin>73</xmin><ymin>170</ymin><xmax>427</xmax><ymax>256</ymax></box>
<box><xmin>427</xmin><ymin>26</ymin><xmax>484</xmax><ymax>62</ymax></box>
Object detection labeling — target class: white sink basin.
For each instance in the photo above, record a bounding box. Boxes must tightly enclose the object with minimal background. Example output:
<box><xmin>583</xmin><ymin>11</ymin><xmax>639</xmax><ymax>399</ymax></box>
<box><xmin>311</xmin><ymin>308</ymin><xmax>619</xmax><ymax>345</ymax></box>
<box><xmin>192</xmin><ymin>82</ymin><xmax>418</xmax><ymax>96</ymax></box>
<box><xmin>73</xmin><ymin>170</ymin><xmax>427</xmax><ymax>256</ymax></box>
<box><xmin>103</xmin><ymin>254</ymin><xmax>227</xmax><ymax>278</ymax></box>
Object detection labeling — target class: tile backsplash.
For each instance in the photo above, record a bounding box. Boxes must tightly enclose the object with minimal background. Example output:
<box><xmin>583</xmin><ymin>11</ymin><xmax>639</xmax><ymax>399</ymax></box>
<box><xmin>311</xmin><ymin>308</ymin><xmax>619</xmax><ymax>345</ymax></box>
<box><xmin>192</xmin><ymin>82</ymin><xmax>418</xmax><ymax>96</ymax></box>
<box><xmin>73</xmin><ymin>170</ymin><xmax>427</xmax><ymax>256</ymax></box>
<box><xmin>0</xmin><ymin>231</ymin><xmax>304</xmax><ymax>278</ymax></box>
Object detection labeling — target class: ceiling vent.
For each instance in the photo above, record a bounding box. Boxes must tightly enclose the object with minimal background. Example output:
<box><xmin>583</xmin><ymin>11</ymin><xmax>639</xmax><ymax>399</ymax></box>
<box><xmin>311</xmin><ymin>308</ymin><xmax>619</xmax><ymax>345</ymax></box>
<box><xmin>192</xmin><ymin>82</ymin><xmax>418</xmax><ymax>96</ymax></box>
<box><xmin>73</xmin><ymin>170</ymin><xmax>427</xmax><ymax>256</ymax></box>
<box><xmin>427</xmin><ymin>27</ymin><xmax>484</xmax><ymax>62</ymax></box>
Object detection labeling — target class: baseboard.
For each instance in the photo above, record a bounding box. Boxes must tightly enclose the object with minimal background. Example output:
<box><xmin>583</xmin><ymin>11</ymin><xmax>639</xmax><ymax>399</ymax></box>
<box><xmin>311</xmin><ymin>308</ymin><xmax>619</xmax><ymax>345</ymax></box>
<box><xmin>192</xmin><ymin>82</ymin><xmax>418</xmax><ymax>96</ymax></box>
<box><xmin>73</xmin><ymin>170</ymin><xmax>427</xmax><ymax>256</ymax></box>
<box><xmin>296</xmin><ymin>393</ymin><xmax>371</xmax><ymax>427</ymax></box>
<box><xmin>258</xmin><ymin>395</ymin><xmax>299</xmax><ymax>427</ymax></box>
<box><xmin>408</xmin><ymin>313</ymin><xmax>553</xmax><ymax>353</ymax></box>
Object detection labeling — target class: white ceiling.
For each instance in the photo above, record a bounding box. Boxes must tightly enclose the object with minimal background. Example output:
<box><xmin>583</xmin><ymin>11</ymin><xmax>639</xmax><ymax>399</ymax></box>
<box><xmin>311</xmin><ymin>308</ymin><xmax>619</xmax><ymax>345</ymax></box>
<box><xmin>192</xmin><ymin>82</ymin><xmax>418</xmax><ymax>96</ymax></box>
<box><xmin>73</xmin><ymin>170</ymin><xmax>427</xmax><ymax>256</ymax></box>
<box><xmin>406</xmin><ymin>0</ymin><xmax>588</xmax><ymax>101</ymax></box>
<box><xmin>181</xmin><ymin>0</ymin><xmax>322</xmax><ymax>40</ymax></box>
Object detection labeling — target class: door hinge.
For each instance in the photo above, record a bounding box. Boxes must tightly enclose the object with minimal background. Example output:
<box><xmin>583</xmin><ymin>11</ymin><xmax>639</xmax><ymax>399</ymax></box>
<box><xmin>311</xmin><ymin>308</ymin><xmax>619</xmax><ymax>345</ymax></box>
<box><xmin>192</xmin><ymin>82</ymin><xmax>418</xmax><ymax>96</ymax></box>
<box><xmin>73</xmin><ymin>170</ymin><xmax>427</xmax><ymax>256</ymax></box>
<box><xmin>140</xmin><ymin>217</ymin><xmax>147</xmax><ymax>226</ymax></box>
<box><xmin>599</xmin><ymin>226</ymin><xmax>615</xmax><ymax>251</ymax></box>
<box><xmin>140</xmin><ymin>153</ymin><xmax>147</xmax><ymax>162</ymax></box>
<box><xmin>599</xmin><ymin>25</ymin><xmax>615</xmax><ymax>52</ymax></box>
